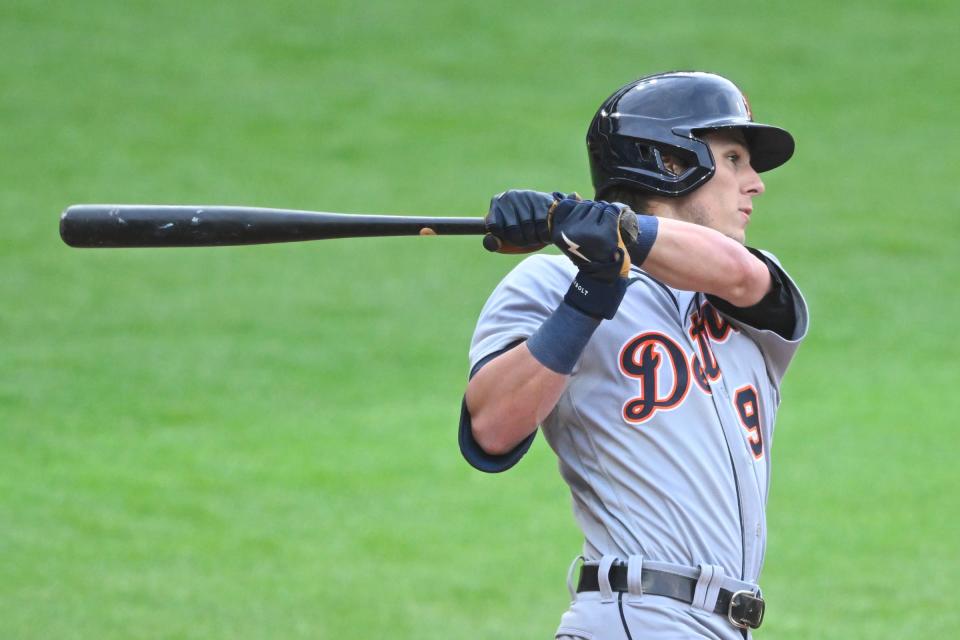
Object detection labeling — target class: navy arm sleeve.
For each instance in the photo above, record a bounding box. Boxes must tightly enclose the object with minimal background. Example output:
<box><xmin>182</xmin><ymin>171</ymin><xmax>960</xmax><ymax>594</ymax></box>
<box><xmin>458</xmin><ymin>341</ymin><xmax>536</xmax><ymax>473</ymax></box>
<box><xmin>706</xmin><ymin>247</ymin><xmax>796</xmax><ymax>339</ymax></box>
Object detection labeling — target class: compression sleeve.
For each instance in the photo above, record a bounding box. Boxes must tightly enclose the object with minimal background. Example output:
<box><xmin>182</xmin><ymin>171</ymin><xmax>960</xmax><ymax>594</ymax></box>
<box><xmin>706</xmin><ymin>247</ymin><xmax>796</xmax><ymax>339</ymax></box>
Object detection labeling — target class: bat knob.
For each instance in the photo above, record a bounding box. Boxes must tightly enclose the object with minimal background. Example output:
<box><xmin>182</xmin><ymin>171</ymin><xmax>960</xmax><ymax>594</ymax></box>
<box><xmin>482</xmin><ymin>233</ymin><xmax>502</xmax><ymax>252</ymax></box>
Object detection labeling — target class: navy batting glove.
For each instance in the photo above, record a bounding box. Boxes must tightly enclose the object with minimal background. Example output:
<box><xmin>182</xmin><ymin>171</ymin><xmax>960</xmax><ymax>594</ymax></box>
<box><xmin>550</xmin><ymin>198</ymin><xmax>626</xmax><ymax>282</ymax></box>
<box><xmin>550</xmin><ymin>198</ymin><xmax>630</xmax><ymax>320</ymax></box>
<box><xmin>483</xmin><ymin>189</ymin><xmax>557</xmax><ymax>252</ymax></box>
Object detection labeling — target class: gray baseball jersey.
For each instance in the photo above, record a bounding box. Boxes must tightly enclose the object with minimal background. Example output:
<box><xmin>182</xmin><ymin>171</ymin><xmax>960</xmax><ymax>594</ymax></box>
<box><xmin>464</xmin><ymin>252</ymin><xmax>807</xmax><ymax>635</ymax></box>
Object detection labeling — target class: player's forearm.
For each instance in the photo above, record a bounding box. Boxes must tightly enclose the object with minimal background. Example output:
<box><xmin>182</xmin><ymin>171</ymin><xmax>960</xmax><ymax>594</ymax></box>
<box><xmin>639</xmin><ymin>217</ymin><xmax>771</xmax><ymax>307</ymax></box>
<box><xmin>465</xmin><ymin>343</ymin><xmax>568</xmax><ymax>455</ymax></box>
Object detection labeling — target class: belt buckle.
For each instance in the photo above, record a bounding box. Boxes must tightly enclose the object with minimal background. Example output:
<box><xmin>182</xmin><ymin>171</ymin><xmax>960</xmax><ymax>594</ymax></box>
<box><xmin>727</xmin><ymin>590</ymin><xmax>765</xmax><ymax>630</ymax></box>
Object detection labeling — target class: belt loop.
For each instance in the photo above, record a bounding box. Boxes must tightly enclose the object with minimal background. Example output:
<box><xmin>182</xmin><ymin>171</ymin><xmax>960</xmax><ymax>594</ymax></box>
<box><xmin>625</xmin><ymin>555</ymin><xmax>644</xmax><ymax>604</ymax></box>
<box><xmin>597</xmin><ymin>555</ymin><xmax>617</xmax><ymax>603</ymax></box>
<box><xmin>566</xmin><ymin>555</ymin><xmax>584</xmax><ymax>602</ymax></box>
<box><xmin>692</xmin><ymin>563</ymin><xmax>725</xmax><ymax>612</ymax></box>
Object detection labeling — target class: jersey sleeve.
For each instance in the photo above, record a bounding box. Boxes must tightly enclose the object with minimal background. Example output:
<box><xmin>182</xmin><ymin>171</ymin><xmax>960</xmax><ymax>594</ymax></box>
<box><xmin>715</xmin><ymin>250</ymin><xmax>809</xmax><ymax>389</ymax></box>
<box><xmin>468</xmin><ymin>254</ymin><xmax>573</xmax><ymax>369</ymax></box>
<box><xmin>459</xmin><ymin>255</ymin><xmax>573</xmax><ymax>473</ymax></box>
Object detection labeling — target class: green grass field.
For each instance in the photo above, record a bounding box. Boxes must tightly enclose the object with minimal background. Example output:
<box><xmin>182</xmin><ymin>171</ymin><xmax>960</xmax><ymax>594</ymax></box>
<box><xmin>2</xmin><ymin>1</ymin><xmax>958</xmax><ymax>637</ymax></box>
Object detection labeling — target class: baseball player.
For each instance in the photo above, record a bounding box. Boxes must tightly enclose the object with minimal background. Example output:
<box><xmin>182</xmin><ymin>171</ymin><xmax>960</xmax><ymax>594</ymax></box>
<box><xmin>459</xmin><ymin>71</ymin><xmax>808</xmax><ymax>639</ymax></box>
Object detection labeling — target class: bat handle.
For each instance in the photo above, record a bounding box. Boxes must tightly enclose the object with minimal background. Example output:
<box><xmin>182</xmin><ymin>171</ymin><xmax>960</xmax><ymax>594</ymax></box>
<box><xmin>485</xmin><ymin>201</ymin><xmax>638</xmax><ymax>255</ymax></box>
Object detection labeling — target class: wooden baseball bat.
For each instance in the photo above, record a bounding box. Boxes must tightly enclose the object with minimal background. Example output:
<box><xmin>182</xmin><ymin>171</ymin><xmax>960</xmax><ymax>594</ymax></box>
<box><xmin>59</xmin><ymin>204</ymin><xmax>487</xmax><ymax>248</ymax></box>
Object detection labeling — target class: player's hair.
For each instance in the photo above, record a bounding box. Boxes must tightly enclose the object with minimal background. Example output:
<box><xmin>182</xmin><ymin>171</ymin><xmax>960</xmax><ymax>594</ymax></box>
<box><xmin>597</xmin><ymin>186</ymin><xmax>653</xmax><ymax>215</ymax></box>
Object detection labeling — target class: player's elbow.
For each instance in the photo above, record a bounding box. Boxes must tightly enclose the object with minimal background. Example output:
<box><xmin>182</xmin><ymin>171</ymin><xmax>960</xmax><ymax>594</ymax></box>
<box><xmin>470</xmin><ymin>410</ymin><xmax>521</xmax><ymax>456</ymax></box>
<box><xmin>465</xmin><ymin>377</ymin><xmax>516</xmax><ymax>455</ymax></box>
<box><xmin>466</xmin><ymin>388</ymin><xmax>533</xmax><ymax>456</ymax></box>
<box><xmin>719</xmin><ymin>250</ymin><xmax>770</xmax><ymax>308</ymax></box>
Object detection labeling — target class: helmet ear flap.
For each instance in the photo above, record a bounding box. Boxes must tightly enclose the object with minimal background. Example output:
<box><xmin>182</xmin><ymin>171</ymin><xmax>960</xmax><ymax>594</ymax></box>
<box><xmin>594</xmin><ymin>134</ymin><xmax>714</xmax><ymax>197</ymax></box>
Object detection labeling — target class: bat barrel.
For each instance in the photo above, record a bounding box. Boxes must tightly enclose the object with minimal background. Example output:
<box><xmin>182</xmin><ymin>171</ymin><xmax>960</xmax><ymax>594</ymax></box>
<box><xmin>60</xmin><ymin>205</ymin><xmax>487</xmax><ymax>248</ymax></box>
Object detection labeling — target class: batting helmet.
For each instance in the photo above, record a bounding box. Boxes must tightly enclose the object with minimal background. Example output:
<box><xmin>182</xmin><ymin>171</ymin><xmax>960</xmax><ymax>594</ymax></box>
<box><xmin>587</xmin><ymin>71</ymin><xmax>795</xmax><ymax>198</ymax></box>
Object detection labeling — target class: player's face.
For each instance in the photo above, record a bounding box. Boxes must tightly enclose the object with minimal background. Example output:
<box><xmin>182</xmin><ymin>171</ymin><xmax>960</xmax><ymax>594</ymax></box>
<box><xmin>674</xmin><ymin>131</ymin><xmax>765</xmax><ymax>244</ymax></box>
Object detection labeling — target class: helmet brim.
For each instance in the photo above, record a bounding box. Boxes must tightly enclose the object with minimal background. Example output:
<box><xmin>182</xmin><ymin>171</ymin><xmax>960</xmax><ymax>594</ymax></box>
<box><xmin>694</xmin><ymin>122</ymin><xmax>795</xmax><ymax>173</ymax></box>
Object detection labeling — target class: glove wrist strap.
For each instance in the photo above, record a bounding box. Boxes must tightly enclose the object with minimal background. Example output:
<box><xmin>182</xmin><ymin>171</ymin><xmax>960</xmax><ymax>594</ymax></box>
<box><xmin>563</xmin><ymin>272</ymin><xmax>628</xmax><ymax>320</ymax></box>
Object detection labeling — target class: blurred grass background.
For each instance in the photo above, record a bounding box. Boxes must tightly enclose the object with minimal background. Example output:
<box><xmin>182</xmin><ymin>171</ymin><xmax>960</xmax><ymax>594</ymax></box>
<box><xmin>2</xmin><ymin>0</ymin><xmax>958</xmax><ymax>638</ymax></box>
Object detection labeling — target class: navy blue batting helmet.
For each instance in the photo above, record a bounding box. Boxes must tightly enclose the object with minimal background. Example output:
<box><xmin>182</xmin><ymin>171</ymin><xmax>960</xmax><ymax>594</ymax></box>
<box><xmin>587</xmin><ymin>71</ymin><xmax>795</xmax><ymax>198</ymax></box>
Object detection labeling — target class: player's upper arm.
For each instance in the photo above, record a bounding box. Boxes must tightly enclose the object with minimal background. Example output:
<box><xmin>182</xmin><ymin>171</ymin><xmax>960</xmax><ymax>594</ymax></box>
<box><xmin>459</xmin><ymin>255</ymin><xmax>572</xmax><ymax>472</ymax></box>
<box><xmin>708</xmin><ymin>248</ymin><xmax>798</xmax><ymax>339</ymax></box>
<box><xmin>710</xmin><ymin>249</ymin><xmax>809</xmax><ymax>386</ymax></box>
<box><xmin>458</xmin><ymin>343</ymin><xmax>536</xmax><ymax>473</ymax></box>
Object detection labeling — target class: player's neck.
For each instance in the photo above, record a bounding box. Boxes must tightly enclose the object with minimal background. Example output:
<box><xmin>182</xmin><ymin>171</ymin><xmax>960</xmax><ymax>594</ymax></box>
<box><xmin>644</xmin><ymin>198</ymin><xmax>679</xmax><ymax>220</ymax></box>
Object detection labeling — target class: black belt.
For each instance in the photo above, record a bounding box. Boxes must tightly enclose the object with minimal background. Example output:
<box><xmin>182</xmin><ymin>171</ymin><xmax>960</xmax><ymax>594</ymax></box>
<box><xmin>577</xmin><ymin>564</ymin><xmax>765</xmax><ymax>630</ymax></box>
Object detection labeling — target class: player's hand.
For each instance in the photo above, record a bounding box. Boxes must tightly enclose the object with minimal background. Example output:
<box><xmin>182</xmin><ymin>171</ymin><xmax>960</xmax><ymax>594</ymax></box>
<box><xmin>550</xmin><ymin>196</ymin><xmax>634</xmax><ymax>320</ymax></box>
<box><xmin>482</xmin><ymin>189</ymin><xmax>557</xmax><ymax>253</ymax></box>
<box><xmin>549</xmin><ymin>197</ymin><xmax>632</xmax><ymax>283</ymax></box>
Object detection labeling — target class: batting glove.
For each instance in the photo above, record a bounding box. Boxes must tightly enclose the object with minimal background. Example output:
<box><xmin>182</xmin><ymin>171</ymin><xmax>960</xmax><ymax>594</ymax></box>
<box><xmin>482</xmin><ymin>189</ymin><xmax>558</xmax><ymax>253</ymax></box>
<box><xmin>550</xmin><ymin>196</ymin><xmax>634</xmax><ymax>319</ymax></box>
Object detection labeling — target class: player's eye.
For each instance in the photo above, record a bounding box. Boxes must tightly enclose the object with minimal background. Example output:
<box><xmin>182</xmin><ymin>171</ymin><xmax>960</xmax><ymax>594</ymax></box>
<box><xmin>727</xmin><ymin>153</ymin><xmax>741</xmax><ymax>164</ymax></box>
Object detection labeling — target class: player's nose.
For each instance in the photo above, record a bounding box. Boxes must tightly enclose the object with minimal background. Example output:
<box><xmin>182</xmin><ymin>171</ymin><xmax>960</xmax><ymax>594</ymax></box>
<box><xmin>743</xmin><ymin>165</ymin><xmax>765</xmax><ymax>196</ymax></box>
